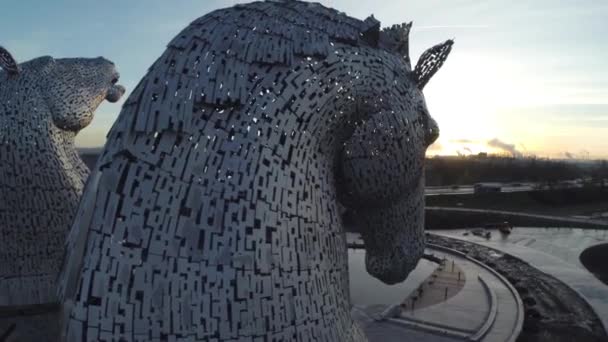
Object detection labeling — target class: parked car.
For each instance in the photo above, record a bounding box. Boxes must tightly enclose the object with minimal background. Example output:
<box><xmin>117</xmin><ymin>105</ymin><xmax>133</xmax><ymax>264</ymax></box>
<box><xmin>484</xmin><ymin>221</ymin><xmax>513</xmax><ymax>234</ymax></box>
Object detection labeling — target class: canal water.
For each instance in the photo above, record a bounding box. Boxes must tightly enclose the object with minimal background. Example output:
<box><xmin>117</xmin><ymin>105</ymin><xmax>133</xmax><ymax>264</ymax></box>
<box><xmin>348</xmin><ymin>248</ymin><xmax>438</xmax><ymax>306</ymax></box>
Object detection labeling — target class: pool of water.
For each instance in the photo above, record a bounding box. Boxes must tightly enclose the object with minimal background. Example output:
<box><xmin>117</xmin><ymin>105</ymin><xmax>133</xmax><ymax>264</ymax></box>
<box><xmin>580</xmin><ymin>243</ymin><xmax>608</xmax><ymax>285</ymax></box>
<box><xmin>348</xmin><ymin>248</ymin><xmax>438</xmax><ymax>306</ymax></box>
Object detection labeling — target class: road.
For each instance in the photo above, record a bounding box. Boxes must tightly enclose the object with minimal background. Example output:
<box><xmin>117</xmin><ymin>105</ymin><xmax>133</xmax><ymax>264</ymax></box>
<box><xmin>425</xmin><ymin>184</ymin><xmax>536</xmax><ymax>196</ymax></box>
<box><xmin>427</xmin><ymin>206</ymin><xmax>608</xmax><ymax>228</ymax></box>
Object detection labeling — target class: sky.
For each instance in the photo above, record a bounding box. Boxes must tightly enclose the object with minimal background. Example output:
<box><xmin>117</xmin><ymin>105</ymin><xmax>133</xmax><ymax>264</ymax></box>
<box><xmin>2</xmin><ymin>0</ymin><xmax>607</xmax><ymax>159</ymax></box>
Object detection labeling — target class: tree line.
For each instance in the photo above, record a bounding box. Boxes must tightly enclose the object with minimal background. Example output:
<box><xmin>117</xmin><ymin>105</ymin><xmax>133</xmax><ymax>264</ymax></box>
<box><xmin>425</xmin><ymin>155</ymin><xmax>608</xmax><ymax>187</ymax></box>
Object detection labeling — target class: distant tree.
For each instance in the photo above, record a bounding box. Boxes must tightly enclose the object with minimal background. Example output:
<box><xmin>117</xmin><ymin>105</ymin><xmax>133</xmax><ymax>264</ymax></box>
<box><xmin>592</xmin><ymin>160</ymin><xmax>608</xmax><ymax>188</ymax></box>
<box><xmin>425</xmin><ymin>155</ymin><xmax>585</xmax><ymax>187</ymax></box>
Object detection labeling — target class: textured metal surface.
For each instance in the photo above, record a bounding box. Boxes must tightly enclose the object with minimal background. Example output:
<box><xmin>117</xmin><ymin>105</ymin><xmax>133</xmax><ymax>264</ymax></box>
<box><xmin>0</xmin><ymin>51</ymin><xmax>125</xmax><ymax>307</ymax></box>
<box><xmin>413</xmin><ymin>40</ymin><xmax>453</xmax><ymax>90</ymax></box>
<box><xmin>58</xmin><ymin>1</ymin><xmax>452</xmax><ymax>340</ymax></box>
<box><xmin>0</xmin><ymin>47</ymin><xmax>20</xmax><ymax>76</ymax></box>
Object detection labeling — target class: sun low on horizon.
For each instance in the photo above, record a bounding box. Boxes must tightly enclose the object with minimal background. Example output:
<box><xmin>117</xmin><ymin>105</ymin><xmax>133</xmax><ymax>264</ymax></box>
<box><xmin>2</xmin><ymin>2</ymin><xmax>608</xmax><ymax>341</ymax></box>
<box><xmin>3</xmin><ymin>0</ymin><xmax>604</xmax><ymax>160</ymax></box>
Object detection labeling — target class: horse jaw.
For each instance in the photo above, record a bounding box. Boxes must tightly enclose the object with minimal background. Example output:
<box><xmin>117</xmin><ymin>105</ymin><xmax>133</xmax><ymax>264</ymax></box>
<box><xmin>344</xmin><ymin>178</ymin><xmax>426</xmax><ymax>285</ymax></box>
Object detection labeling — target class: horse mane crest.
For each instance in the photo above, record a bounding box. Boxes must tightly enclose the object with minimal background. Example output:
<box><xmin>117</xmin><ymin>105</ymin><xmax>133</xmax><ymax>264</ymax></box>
<box><xmin>123</xmin><ymin>0</ymin><xmax>411</xmax><ymax>133</ymax></box>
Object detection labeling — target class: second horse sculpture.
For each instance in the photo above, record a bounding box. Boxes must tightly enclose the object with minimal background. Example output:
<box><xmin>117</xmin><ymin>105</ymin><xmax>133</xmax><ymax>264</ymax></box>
<box><xmin>0</xmin><ymin>48</ymin><xmax>125</xmax><ymax>307</ymax></box>
<box><xmin>59</xmin><ymin>1</ymin><xmax>452</xmax><ymax>341</ymax></box>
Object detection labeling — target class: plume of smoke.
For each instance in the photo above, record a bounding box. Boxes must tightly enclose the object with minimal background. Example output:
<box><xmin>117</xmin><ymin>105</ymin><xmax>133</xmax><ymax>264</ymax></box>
<box><xmin>564</xmin><ymin>152</ymin><xmax>574</xmax><ymax>159</ymax></box>
<box><xmin>519</xmin><ymin>143</ymin><xmax>528</xmax><ymax>154</ymax></box>
<box><xmin>487</xmin><ymin>138</ymin><xmax>522</xmax><ymax>158</ymax></box>
<box><xmin>451</xmin><ymin>139</ymin><xmax>474</xmax><ymax>144</ymax></box>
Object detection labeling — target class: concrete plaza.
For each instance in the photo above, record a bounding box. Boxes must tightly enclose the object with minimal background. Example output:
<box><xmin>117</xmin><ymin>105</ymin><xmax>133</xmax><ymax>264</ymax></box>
<box><xmin>348</xmin><ymin>234</ymin><xmax>523</xmax><ymax>342</ymax></box>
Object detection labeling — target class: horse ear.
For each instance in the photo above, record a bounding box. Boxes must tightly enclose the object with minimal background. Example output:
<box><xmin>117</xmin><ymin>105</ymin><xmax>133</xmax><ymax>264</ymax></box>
<box><xmin>0</xmin><ymin>46</ymin><xmax>20</xmax><ymax>76</ymax></box>
<box><xmin>412</xmin><ymin>39</ymin><xmax>453</xmax><ymax>90</ymax></box>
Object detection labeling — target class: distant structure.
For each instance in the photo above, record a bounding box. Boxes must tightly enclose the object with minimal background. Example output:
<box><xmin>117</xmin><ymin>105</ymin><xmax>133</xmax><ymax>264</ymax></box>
<box><xmin>0</xmin><ymin>47</ymin><xmax>125</xmax><ymax>307</ymax></box>
<box><xmin>474</xmin><ymin>182</ymin><xmax>502</xmax><ymax>194</ymax></box>
<box><xmin>58</xmin><ymin>1</ymin><xmax>452</xmax><ymax>341</ymax></box>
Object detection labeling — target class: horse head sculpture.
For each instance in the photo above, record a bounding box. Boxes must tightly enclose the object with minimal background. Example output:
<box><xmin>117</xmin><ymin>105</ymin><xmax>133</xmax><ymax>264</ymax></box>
<box><xmin>0</xmin><ymin>47</ymin><xmax>124</xmax><ymax>307</ymax></box>
<box><xmin>58</xmin><ymin>1</ymin><xmax>451</xmax><ymax>340</ymax></box>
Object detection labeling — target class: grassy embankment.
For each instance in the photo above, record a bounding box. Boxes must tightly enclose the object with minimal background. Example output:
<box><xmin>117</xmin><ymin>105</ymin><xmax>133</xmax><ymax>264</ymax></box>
<box><xmin>425</xmin><ymin>187</ymin><xmax>608</xmax><ymax>229</ymax></box>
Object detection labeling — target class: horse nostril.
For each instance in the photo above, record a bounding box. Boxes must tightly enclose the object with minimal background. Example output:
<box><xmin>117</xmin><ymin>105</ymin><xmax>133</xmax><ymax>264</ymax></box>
<box><xmin>111</xmin><ymin>72</ymin><xmax>120</xmax><ymax>84</ymax></box>
<box><xmin>427</xmin><ymin>128</ymin><xmax>439</xmax><ymax>145</ymax></box>
<box><xmin>425</xmin><ymin>117</ymin><xmax>440</xmax><ymax>146</ymax></box>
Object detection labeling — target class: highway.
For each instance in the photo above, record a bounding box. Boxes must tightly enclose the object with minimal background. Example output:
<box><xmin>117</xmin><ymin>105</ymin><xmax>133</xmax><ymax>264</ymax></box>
<box><xmin>425</xmin><ymin>184</ymin><xmax>536</xmax><ymax>196</ymax></box>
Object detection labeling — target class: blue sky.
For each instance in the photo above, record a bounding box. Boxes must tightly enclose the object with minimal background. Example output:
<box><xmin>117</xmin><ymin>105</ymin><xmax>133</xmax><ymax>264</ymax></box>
<box><xmin>2</xmin><ymin>0</ymin><xmax>607</xmax><ymax>158</ymax></box>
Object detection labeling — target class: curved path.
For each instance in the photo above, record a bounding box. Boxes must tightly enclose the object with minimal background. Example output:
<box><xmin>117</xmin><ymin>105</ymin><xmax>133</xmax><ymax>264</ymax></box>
<box><xmin>433</xmin><ymin>227</ymin><xmax>608</xmax><ymax>333</ymax></box>
<box><xmin>395</xmin><ymin>247</ymin><xmax>522</xmax><ymax>342</ymax></box>
<box><xmin>348</xmin><ymin>234</ymin><xmax>523</xmax><ymax>341</ymax></box>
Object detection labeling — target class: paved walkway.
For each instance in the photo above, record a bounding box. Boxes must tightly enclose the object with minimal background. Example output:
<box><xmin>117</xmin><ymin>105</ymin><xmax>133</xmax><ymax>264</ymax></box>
<box><xmin>401</xmin><ymin>249</ymin><xmax>519</xmax><ymax>341</ymax></box>
<box><xmin>400</xmin><ymin>251</ymin><xmax>488</xmax><ymax>332</ymax></box>
<box><xmin>401</xmin><ymin>258</ymin><xmax>465</xmax><ymax>310</ymax></box>
<box><xmin>349</xmin><ymin>234</ymin><xmax>522</xmax><ymax>342</ymax></box>
<box><xmin>433</xmin><ymin>227</ymin><xmax>608</xmax><ymax>333</ymax></box>
<box><xmin>359</xmin><ymin>319</ymin><xmax>462</xmax><ymax>342</ymax></box>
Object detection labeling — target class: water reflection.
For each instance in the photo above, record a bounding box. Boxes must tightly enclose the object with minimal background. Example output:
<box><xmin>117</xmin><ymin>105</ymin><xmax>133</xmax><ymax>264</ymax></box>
<box><xmin>348</xmin><ymin>248</ymin><xmax>438</xmax><ymax>306</ymax></box>
<box><xmin>580</xmin><ymin>243</ymin><xmax>608</xmax><ymax>286</ymax></box>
